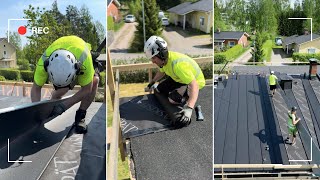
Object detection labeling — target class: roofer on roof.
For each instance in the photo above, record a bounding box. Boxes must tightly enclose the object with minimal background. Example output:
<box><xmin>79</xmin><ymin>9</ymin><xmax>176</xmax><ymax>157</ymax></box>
<box><xmin>144</xmin><ymin>36</ymin><xmax>205</xmax><ymax>128</ymax></box>
<box><xmin>286</xmin><ymin>106</ymin><xmax>300</xmax><ymax>145</ymax></box>
<box><xmin>31</xmin><ymin>36</ymin><xmax>101</xmax><ymax>134</ymax></box>
<box><xmin>269</xmin><ymin>71</ymin><xmax>278</xmax><ymax>97</ymax></box>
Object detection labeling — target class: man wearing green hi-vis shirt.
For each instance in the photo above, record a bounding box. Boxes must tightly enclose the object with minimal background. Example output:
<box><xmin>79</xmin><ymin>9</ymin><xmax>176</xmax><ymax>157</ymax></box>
<box><xmin>143</xmin><ymin>36</ymin><xmax>205</xmax><ymax>128</ymax></box>
<box><xmin>269</xmin><ymin>71</ymin><xmax>278</xmax><ymax>97</ymax></box>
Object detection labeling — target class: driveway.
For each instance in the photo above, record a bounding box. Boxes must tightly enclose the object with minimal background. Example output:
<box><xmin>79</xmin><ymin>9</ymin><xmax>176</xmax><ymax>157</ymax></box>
<box><xmin>109</xmin><ymin>25</ymin><xmax>213</xmax><ymax>61</ymax></box>
<box><xmin>109</xmin><ymin>22</ymin><xmax>137</xmax><ymax>53</ymax></box>
<box><xmin>269</xmin><ymin>48</ymin><xmax>293</xmax><ymax>65</ymax></box>
<box><xmin>162</xmin><ymin>26</ymin><xmax>212</xmax><ymax>56</ymax></box>
<box><xmin>228</xmin><ymin>48</ymin><xmax>252</xmax><ymax>67</ymax></box>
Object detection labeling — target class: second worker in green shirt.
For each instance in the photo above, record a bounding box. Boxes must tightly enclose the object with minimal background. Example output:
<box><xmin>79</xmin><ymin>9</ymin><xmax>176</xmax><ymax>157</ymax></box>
<box><xmin>144</xmin><ymin>36</ymin><xmax>205</xmax><ymax>128</ymax></box>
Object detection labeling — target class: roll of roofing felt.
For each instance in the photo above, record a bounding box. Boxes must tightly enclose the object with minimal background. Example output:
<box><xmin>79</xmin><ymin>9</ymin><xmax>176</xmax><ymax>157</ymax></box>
<box><xmin>154</xmin><ymin>91</ymin><xmax>184</xmax><ymax>128</ymax></box>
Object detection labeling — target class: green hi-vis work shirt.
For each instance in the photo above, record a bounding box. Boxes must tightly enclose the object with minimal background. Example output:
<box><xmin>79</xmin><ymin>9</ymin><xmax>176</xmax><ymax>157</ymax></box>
<box><xmin>159</xmin><ymin>51</ymin><xmax>205</xmax><ymax>89</ymax></box>
<box><xmin>269</xmin><ymin>74</ymin><xmax>278</xmax><ymax>86</ymax></box>
<box><xmin>34</xmin><ymin>36</ymin><xmax>94</xmax><ymax>87</ymax></box>
<box><xmin>288</xmin><ymin>112</ymin><xmax>297</xmax><ymax>130</ymax></box>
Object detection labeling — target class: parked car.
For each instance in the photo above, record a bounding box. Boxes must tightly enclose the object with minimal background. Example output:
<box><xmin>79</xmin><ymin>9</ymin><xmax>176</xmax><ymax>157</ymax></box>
<box><xmin>161</xmin><ymin>17</ymin><xmax>169</xmax><ymax>26</ymax></box>
<box><xmin>125</xmin><ymin>14</ymin><xmax>135</xmax><ymax>23</ymax></box>
<box><xmin>158</xmin><ymin>11</ymin><xmax>165</xmax><ymax>19</ymax></box>
<box><xmin>275</xmin><ymin>37</ymin><xmax>282</xmax><ymax>46</ymax></box>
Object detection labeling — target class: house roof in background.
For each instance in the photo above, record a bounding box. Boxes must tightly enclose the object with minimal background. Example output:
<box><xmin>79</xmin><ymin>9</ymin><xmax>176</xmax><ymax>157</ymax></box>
<box><xmin>0</xmin><ymin>38</ymin><xmax>16</xmax><ymax>49</ymax></box>
<box><xmin>167</xmin><ymin>0</ymin><xmax>212</xmax><ymax>15</ymax></box>
<box><xmin>283</xmin><ymin>34</ymin><xmax>320</xmax><ymax>45</ymax></box>
<box><xmin>214</xmin><ymin>31</ymin><xmax>248</xmax><ymax>41</ymax></box>
<box><xmin>107</xmin><ymin>0</ymin><xmax>121</xmax><ymax>8</ymax></box>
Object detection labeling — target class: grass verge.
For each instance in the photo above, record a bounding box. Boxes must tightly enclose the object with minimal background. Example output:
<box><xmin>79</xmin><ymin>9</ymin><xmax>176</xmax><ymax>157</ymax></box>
<box><xmin>262</xmin><ymin>40</ymin><xmax>273</xmax><ymax>62</ymax></box>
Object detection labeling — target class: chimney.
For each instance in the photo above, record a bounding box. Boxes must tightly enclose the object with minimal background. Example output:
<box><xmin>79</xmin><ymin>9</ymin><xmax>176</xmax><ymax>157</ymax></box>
<box><xmin>304</xmin><ymin>28</ymin><xmax>309</xmax><ymax>35</ymax></box>
<box><xmin>217</xmin><ymin>28</ymin><xmax>221</xmax><ymax>33</ymax></box>
<box><xmin>309</xmin><ymin>58</ymin><xmax>318</xmax><ymax>79</ymax></box>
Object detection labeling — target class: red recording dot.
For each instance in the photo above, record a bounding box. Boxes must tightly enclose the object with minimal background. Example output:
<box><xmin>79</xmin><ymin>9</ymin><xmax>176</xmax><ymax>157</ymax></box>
<box><xmin>18</xmin><ymin>26</ymin><xmax>27</xmax><ymax>35</ymax></box>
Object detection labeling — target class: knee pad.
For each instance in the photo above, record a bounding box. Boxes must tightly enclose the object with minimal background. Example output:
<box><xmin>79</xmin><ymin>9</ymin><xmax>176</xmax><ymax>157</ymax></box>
<box><xmin>168</xmin><ymin>90</ymin><xmax>183</xmax><ymax>104</ymax></box>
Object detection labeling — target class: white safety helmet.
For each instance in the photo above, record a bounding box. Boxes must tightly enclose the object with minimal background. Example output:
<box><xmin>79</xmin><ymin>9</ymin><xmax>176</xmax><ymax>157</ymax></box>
<box><xmin>46</xmin><ymin>49</ymin><xmax>79</xmax><ymax>87</ymax></box>
<box><xmin>144</xmin><ymin>36</ymin><xmax>168</xmax><ymax>60</ymax></box>
<box><xmin>271</xmin><ymin>71</ymin><xmax>274</xmax><ymax>74</ymax></box>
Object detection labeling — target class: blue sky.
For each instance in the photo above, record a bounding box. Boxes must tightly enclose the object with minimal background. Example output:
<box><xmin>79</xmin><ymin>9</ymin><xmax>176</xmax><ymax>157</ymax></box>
<box><xmin>0</xmin><ymin>0</ymin><xmax>106</xmax><ymax>46</ymax></box>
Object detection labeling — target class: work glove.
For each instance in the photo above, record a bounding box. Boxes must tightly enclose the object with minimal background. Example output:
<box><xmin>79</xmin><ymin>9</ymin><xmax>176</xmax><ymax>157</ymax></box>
<box><xmin>173</xmin><ymin>104</ymin><xmax>193</xmax><ymax>128</ymax></box>
<box><xmin>144</xmin><ymin>81</ymin><xmax>157</xmax><ymax>92</ymax></box>
<box><xmin>49</xmin><ymin>103</ymin><xmax>67</xmax><ymax>118</ymax></box>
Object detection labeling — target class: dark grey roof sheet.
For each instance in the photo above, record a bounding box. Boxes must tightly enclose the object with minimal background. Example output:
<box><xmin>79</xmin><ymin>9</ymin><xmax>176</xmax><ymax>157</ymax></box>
<box><xmin>295</xmin><ymin>34</ymin><xmax>320</xmax><ymax>45</ymax></box>
<box><xmin>214</xmin><ymin>31</ymin><xmax>246</xmax><ymax>40</ymax></box>
<box><xmin>167</xmin><ymin>0</ymin><xmax>212</xmax><ymax>15</ymax></box>
<box><xmin>283</xmin><ymin>34</ymin><xmax>320</xmax><ymax>45</ymax></box>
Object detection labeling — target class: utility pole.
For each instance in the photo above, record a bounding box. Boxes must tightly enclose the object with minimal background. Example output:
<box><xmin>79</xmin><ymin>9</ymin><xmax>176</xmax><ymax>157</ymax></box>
<box><xmin>142</xmin><ymin>0</ymin><xmax>146</xmax><ymax>43</ymax></box>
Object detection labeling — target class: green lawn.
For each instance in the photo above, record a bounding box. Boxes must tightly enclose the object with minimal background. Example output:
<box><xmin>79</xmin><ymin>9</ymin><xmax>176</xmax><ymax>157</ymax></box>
<box><xmin>262</xmin><ymin>40</ymin><xmax>273</xmax><ymax>62</ymax></box>
<box><xmin>114</xmin><ymin>21</ymin><xmax>125</xmax><ymax>32</ymax></box>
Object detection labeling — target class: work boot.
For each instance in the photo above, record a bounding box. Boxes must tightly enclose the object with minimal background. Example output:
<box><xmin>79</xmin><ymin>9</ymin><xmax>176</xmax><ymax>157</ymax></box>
<box><xmin>75</xmin><ymin>109</ymin><xmax>88</xmax><ymax>134</ymax></box>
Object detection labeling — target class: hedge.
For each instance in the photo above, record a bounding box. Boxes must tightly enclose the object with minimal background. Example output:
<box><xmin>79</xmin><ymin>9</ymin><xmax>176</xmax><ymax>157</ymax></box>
<box><xmin>0</xmin><ymin>69</ymin><xmax>20</xmax><ymax>80</ymax></box>
<box><xmin>118</xmin><ymin>62</ymin><xmax>213</xmax><ymax>84</ymax></box>
<box><xmin>99</xmin><ymin>71</ymin><xmax>106</xmax><ymax>87</ymax></box>
<box><xmin>0</xmin><ymin>75</ymin><xmax>5</xmax><ymax>81</ymax></box>
<box><xmin>20</xmin><ymin>70</ymin><xmax>34</xmax><ymax>82</ymax></box>
<box><xmin>262</xmin><ymin>40</ymin><xmax>273</xmax><ymax>62</ymax></box>
<box><xmin>214</xmin><ymin>54</ymin><xmax>227</xmax><ymax>64</ymax></box>
<box><xmin>107</xmin><ymin>16</ymin><xmax>114</xmax><ymax>30</ymax></box>
<box><xmin>214</xmin><ymin>44</ymin><xmax>245</xmax><ymax>64</ymax></box>
<box><xmin>292</xmin><ymin>53</ymin><xmax>320</xmax><ymax>62</ymax></box>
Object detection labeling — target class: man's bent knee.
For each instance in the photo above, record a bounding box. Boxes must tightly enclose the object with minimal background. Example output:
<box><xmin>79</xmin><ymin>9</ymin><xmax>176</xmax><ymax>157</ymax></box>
<box><xmin>168</xmin><ymin>90</ymin><xmax>185</xmax><ymax>104</ymax></box>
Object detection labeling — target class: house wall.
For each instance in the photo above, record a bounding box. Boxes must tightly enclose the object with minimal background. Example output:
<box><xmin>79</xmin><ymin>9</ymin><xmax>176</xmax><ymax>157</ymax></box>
<box><xmin>169</xmin><ymin>11</ymin><xmax>213</xmax><ymax>33</ymax></box>
<box><xmin>297</xmin><ymin>38</ymin><xmax>320</xmax><ymax>53</ymax></box>
<box><xmin>223</xmin><ymin>39</ymin><xmax>238</xmax><ymax>47</ymax></box>
<box><xmin>0</xmin><ymin>40</ymin><xmax>16</xmax><ymax>68</ymax></box>
<box><xmin>282</xmin><ymin>44</ymin><xmax>294</xmax><ymax>54</ymax></box>
<box><xmin>238</xmin><ymin>34</ymin><xmax>248</xmax><ymax>47</ymax></box>
<box><xmin>169</xmin><ymin>13</ymin><xmax>179</xmax><ymax>25</ymax></box>
<box><xmin>107</xmin><ymin>2</ymin><xmax>121</xmax><ymax>22</ymax></box>
<box><xmin>189</xmin><ymin>11</ymin><xmax>212</xmax><ymax>33</ymax></box>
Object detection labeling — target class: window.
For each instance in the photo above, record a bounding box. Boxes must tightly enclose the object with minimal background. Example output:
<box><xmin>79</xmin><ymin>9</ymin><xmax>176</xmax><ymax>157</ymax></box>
<box><xmin>3</xmin><ymin>45</ymin><xmax>5</xmax><ymax>47</ymax></box>
<box><xmin>229</xmin><ymin>41</ymin><xmax>235</xmax><ymax>47</ymax></box>
<box><xmin>200</xmin><ymin>17</ymin><xmax>205</xmax><ymax>26</ymax></box>
<box><xmin>308</xmin><ymin>48</ymin><xmax>316</xmax><ymax>54</ymax></box>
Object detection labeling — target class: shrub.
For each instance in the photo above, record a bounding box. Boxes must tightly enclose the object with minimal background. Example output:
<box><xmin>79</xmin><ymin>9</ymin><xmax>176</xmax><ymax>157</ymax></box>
<box><xmin>20</xmin><ymin>70</ymin><xmax>34</xmax><ymax>82</ymax></box>
<box><xmin>99</xmin><ymin>71</ymin><xmax>106</xmax><ymax>87</ymax></box>
<box><xmin>200</xmin><ymin>62</ymin><xmax>213</xmax><ymax>79</ymax></box>
<box><xmin>262</xmin><ymin>40</ymin><xmax>273</xmax><ymax>61</ymax></box>
<box><xmin>0</xmin><ymin>75</ymin><xmax>5</xmax><ymax>81</ymax></box>
<box><xmin>214</xmin><ymin>54</ymin><xmax>227</xmax><ymax>64</ymax></box>
<box><xmin>0</xmin><ymin>69</ymin><xmax>20</xmax><ymax>80</ymax></box>
<box><xmin>117</xmin><ymin>63</ymin><xmax>213</xmax><ymax>84</ymax></box>
<box><xmin>292</xmin><ymin>53</ymin><xmax>320</xmax><ymax>62</ymax></box>
<box><xmin>107</xmin><ymin>16</ymin><xmax>114</xmax><ymax>30</ymax></box>
<box><xmin>224</xmin><ymin>44</ymin><xmax>244</xmax><ymax>60</ymax></box>
<box><xmin>17</xmin><ymin>59</ymin><xmax>31</xmax><ymax>70</ymax></box>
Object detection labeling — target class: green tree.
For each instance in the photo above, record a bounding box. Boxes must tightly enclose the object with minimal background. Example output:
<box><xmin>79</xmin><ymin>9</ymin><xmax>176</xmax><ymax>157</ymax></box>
<box><xmin>128</xmin><ymin>0</ymin><xmax>141</xmax><ymax>18</ymax></box>
<box><xmin>226</xmin><ymin>0</ymin><xmax>247</xmax><ymax>31</ymax></box>
<box><xmin>314</xmin><ymin>0</ymin><xmax>320</xmax><ymax>33</ymax></box>
<box><xmin>131</xmin><ymin>0</ymin><xmax>162</xmax><ymax>52</ymax></box>
<box><xmin>214</xmin><ymin>0</ymin><xmax>227</xmax><ymax>31</ymax></box>
<box><xmin>302</xmin><ymin>0</ymin><xmax>315</xmax><ymax>31</ymax></box>
<box><xmin>256</xmin><ymin>0</ymin><xmax>278</xmax><ymax>35</ymax></box>
<box><xmin>251</xmin><ymin>32</ymin><xmax>264</xmax><ymax>62</ymax></box>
